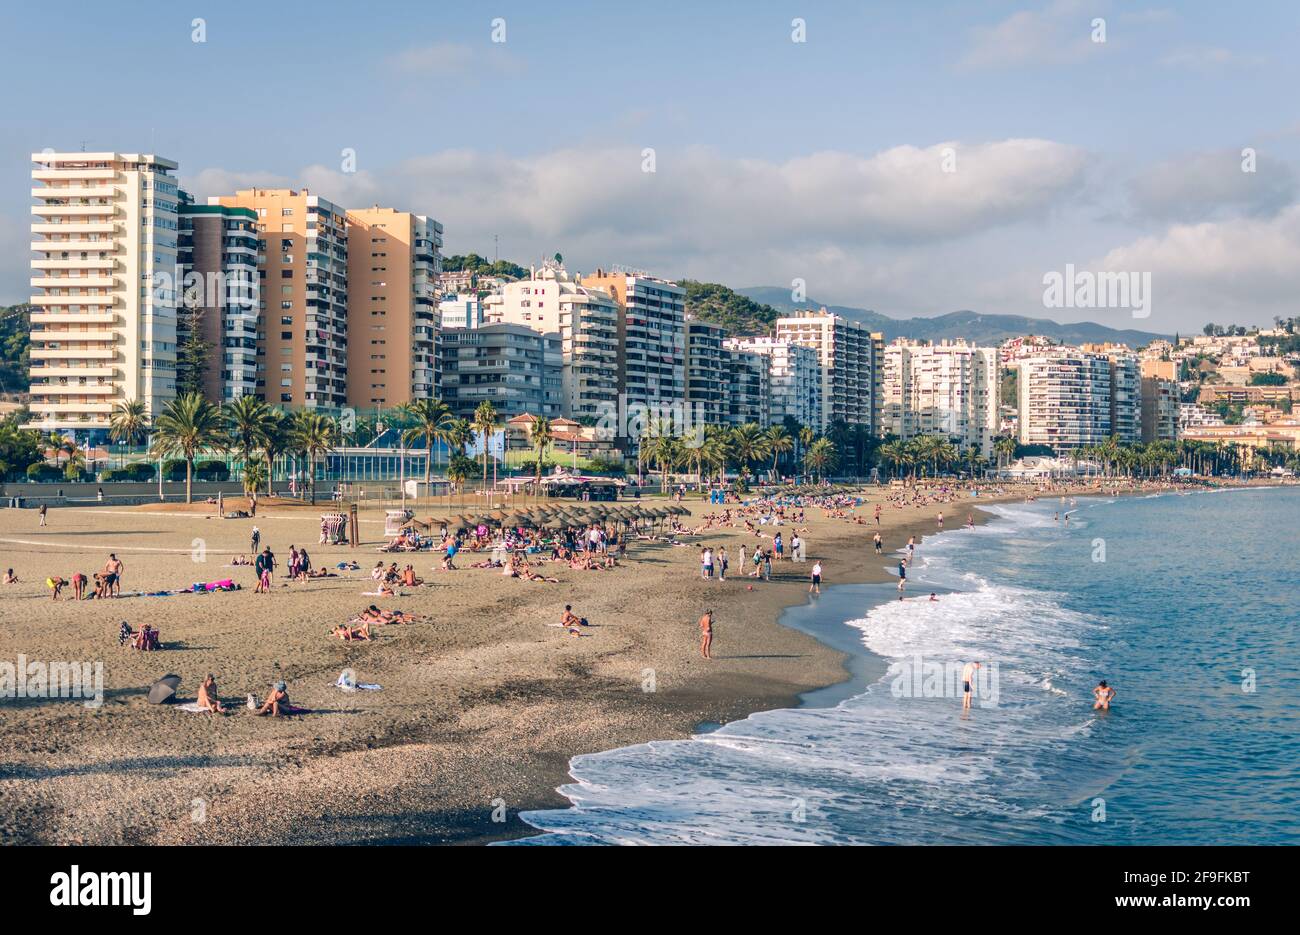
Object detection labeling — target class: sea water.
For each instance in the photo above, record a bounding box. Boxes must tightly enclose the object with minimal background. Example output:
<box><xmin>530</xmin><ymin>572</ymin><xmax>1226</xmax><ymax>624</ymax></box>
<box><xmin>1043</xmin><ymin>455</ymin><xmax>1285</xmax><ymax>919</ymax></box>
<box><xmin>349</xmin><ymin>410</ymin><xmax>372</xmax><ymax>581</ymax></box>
<box><xmin>507</xmin><ymin>488</ymin><xmax>1300</xmax><ymax>845</ymax></box>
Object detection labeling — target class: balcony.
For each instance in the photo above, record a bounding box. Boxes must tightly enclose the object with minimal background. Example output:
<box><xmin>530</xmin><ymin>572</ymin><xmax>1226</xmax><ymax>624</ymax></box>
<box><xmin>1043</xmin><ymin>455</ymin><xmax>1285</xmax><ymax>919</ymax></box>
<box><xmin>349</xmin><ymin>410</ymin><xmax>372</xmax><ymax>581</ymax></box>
<box><xmin>29</xmin><ymin>401</ymin><xmax>115</xmax><ymax>414</ymax></box>
<box><xmin>32</xmin><ymin>257</ymin><xmax>117</xmax><ymax>270</ymax></box>
<box><xmin>31</xmin><ymin>328</ymin><xmax>119</xmax><ymax>343</ymax></box>
<box><xmin>31</xmin><ymin>239</ymin><xmax>118</xmax><ymax>253</ymax></box>
<box><xmin>29</xmin><ymin>346</ymin><xmax>119</xmax><ymax>360</ymax></box>
<box><xmin>31</xmin><ymin>294</ymin><xmax>117</xmax><ymax>306</ymax></box>
<box><xmin>29</xmin><ymin>365</ymin><xmax>119</xmax><ymax>379</ymax></box>
<box><xmin>32</xmin><ymin>185</ymin><xmax>118</xmax><ymax>199</ymax></box>
<box><xmin>32</xmin><ymin>275</ymin><xmax>116</xmax><ymax>288</ymax></box>
<box><xmin>31</xmin><ymin>168</ymin><xmax>118</xmax><ymax>181</ymax></box>
<box><xmin>31</xmin><ymin>222</ymin><xmax>117</xmax><ymax>235</ymax></box>
<box><xmin>31</xmin><ymin>383</ymin><xmax>117</xmax><ymax>396</ymax></box>
<box><xmin>30</xmin><ymin>311</ymin><xmax>119</xmax><ymax>325</ymax></box>
<box><xmin>31</xmin><ymin>204</ymin><xmax>118</xmax><ymax>219</ymax></box>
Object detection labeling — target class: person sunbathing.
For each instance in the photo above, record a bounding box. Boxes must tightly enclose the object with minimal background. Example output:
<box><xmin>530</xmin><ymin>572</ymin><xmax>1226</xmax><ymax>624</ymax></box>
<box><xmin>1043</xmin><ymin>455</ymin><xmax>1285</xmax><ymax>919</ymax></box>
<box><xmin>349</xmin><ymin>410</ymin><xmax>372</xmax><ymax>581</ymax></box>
<box><xmin>230</xmin><ymin>554</ymin><xmax>251</xmax><ymax>566</ymax></box>
<box><xmin>197</xmin><ymin>674</ymin><xmax>228</xmax><ymax>714</ymax></box>
<box><xmin>332</xmin><ymin>621</ymin><xmax>372</xmax><ymax>641</ymax></box>
<box><xmin>401</xmin><ymin>565</ymin><xmax>423</xmax><ymax>587</ymax></box>
<box><xmin>254</xmin><ymin>680</ymin><xmax>306</xmax><ymax>717</ymax></box>
<box><xmin>358</xmin><ymin>604</ymin><xmax>419</xmax><ymax>625</ymax></box>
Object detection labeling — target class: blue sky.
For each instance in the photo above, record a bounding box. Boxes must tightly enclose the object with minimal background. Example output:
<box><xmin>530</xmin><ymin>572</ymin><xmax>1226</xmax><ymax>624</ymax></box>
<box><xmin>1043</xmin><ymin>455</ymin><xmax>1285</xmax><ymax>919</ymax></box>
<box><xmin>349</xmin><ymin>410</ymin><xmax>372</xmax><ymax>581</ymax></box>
<box><xmin>3</xmin><ymin>0</ymin><xmax>1299</xmax><ymax>333</ymax></box>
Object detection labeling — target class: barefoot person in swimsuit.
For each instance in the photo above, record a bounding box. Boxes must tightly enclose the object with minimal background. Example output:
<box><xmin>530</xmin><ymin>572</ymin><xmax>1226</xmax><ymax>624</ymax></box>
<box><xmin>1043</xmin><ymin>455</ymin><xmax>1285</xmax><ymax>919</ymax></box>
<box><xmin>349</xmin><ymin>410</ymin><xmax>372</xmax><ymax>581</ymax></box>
<box><xmin>699</xmin><ymin>609</ymin><xmax>714</xmax><ymax>659</ymax></box>
<box><xmin>1093</xmin><ymin>680</ymin><xmax>1116</xmax><ymax>710</ymax></box>
<box><xmin>961</xmin><ymin>661</ymin><xmax>981</xmax><ymax>710</ymax></box>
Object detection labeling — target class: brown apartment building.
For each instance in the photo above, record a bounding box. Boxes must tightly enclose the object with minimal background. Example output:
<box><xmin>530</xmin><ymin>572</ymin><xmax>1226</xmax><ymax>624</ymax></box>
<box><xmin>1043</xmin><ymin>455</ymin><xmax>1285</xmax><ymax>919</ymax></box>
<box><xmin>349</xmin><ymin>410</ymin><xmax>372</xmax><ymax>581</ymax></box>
<box><xmin>345</xmin><ymin>208</ymin><xmax>442</xmax><ymax>409</ymax></box>
<box><xmin>211</xmin><ymin>189</ymin><xmax>350</xmax><ymax>409</ymax></box>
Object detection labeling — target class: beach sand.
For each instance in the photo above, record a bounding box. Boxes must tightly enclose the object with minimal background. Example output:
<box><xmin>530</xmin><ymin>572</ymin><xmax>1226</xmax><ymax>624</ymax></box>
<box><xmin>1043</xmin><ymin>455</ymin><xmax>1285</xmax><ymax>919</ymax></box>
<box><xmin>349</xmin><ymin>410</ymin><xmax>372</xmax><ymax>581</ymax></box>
<box><xmin>0</xmin><ymin>487</ymin><xmax>1037</xmax><ymax>844</ymax></box>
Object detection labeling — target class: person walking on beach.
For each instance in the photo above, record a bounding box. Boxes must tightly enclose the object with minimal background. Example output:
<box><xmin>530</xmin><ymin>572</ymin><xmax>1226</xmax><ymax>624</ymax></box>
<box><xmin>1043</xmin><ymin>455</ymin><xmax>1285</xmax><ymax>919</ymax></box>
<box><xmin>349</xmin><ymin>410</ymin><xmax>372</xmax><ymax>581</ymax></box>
<box><xmin>1093</xmin><ymin>680</ymin><xmax>1116</xmax><ymax>711</ymax></box>
<box><xmin>897</xmin><ymin>559</ymin><xmax>907</xmax><ymax>592</ymax></box>
<box><xmin>809</xmin><ymin>561</ymin><xmax>822</xmax><ymax>594</ymax></box>
<box><xmin>961</xmin><ymin>661</ymin><xmax>980</xmax><ymax>710</ymax></box>
<box><xmin>250</xmin><ymin>525</ymin><xmax>261</xmax><ymax>554</ymax></box>
<box><xmin>874</xmin><ymin>503</ymin><xmax>882</xmax><ymax>526</ymax></box>
<box><xmin>699</xmin><ymin>609</ymin><xmax>714</xmax><ymax>659</ymax></box>
<box><xmin>718</xmin><ymin>546</ymin><xmax>728</xmax><ymax>582</ymax></box>
<box><xmin>701</xmin><ymin>547</ymin><xmax>713</xmax><ymax>579</ymax></box>
<box><xmin>873</xmin><ymin>532</ymin><xmax>883</xmax><ymax>555</ymax></box>
<box><xmin>762</xmin><ymin>550</ymin><xmax>772</xmax><ymax>581</ymax></box>
<box><xmin>38</xmin><ymin>503</ymin><xmax>47</xmax><ymax>527</ymax></box>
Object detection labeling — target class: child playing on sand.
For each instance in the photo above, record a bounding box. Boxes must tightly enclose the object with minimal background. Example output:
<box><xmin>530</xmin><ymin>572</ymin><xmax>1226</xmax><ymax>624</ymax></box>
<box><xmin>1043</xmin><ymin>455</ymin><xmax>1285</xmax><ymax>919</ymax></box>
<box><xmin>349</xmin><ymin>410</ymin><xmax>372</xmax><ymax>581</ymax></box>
<box><xmin>47</xmin><ymin>575</ymin><xmax>66</xmax><ymax>599</ymax></box>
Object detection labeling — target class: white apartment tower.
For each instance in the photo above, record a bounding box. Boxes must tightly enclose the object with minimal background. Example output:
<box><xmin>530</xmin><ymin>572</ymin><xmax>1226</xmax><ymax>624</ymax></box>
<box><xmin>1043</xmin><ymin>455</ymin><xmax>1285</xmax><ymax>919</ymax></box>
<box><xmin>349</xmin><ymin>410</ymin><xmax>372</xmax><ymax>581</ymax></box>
<box><xmin>775</xmin><ymin>309</ymin><xmax>881</xmax><ymax>432</ymax></box>
<box><xmin>491</xmin><ymin>262</ymin><xmax>620</xmax><ymax>422</ymax></box>
<box><xmin>28</xmin><ymin>152</ymin><xmax>181</xmax><ymax>434</ymax></box>
<box><xmin>1014</xmin><ymin>350</ymin><xmax>1114</xmax><ymax>451</ymax></box>
<box><xmin>880</xmin><ymin>340</ymin><xmax>1000</xmax><ymax>456</ymax></box>
<box><xmin>725</xmin><ymin>336</ymin><xmax>822</xmax><ymax>429</ymax></box>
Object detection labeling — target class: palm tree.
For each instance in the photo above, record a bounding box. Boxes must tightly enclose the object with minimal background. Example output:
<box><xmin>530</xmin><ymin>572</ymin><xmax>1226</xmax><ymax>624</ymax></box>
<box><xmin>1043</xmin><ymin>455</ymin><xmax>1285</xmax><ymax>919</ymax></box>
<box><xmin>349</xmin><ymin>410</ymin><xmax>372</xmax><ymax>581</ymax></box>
<box><xmin>241</xmin><ymin>458</ymin><xmax>267</xmax><ymax>496</ymax></box>
<box><xmin>259</xmin><ymin>408</ymin><xmax>290</xmax><ymax>496</ymax></box>
<box><xmin>291</xmin><ymin>411</ymin><xmax>339</xmax><ymax>505</ymax></box>
<box><xmin>108</xmin><ymin>399</ymin><xmax>150</xmax><ymax>467</ymax></box>
<box><xmin>764</xmin><ymin>425</ymin><xmax>794</xmax><ymax>481</ymax></box>
<box><xmin>729</xmin><ymin>422</ymin><xmax>769</xmax><ymax>482</ymax></box>
<box><xmin>399</xmin><ymin>397</ymin><xmax>454</xmax><ymax>492</ymax></box>
<box><xmin>804</xmin><ymin>437</ymin><xmax>838</xmax><ymax>481</ymax></box>
<box><xmin>472</xmin><ymin>401</ymin><xmax>499</xmax><ymax>493</ymax></box>
<box><xmin>638</xmin><ymin>421</ymin><xmax>680</xmax><ymax>493</ymax></box>
<box><xmin>879</xmin><ymin>440</ymin><xmax>908</xmax><ymax>479</ymax></box>
<box><xmin>994</xmin><ymin>435</ymin><xmax>1018</xmax><ymax>475</ymax></box>
<box><xmin>150</xmin><ymin>392</ymin><xmax>226</xmax><ymax>504</ymax></box>
<box><xmin>529</xmin><ymin>415</ymin><xmax>553</xmax><ymax>487</ymax></box>
<box><xmin>226</xmin><ymin>395</ymin><xmax>274</xmax><ymax>481</ymax></box>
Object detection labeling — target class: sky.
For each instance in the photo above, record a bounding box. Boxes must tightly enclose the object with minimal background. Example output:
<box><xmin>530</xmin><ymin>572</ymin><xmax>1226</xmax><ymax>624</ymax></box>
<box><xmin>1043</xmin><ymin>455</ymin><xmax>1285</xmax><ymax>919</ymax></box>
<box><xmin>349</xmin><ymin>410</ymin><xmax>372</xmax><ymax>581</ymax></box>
<box><xmin>3</xmin><ymin>0</ymin><xmax>1299</xmax><ymax>335</ymax></box>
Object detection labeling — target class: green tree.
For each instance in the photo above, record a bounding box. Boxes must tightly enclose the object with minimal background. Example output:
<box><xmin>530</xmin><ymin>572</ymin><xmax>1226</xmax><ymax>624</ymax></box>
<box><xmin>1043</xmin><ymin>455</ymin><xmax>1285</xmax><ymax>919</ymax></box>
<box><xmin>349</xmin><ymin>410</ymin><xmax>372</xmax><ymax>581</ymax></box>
<box><xmin>291</xmin><ymin>411</ymin><xmax>339</xmax><ymax>505</ymax></box>
<box><xmin>108</xmin><ymin>399</ymin><xmax>151</xmax><ymax>465</ymax></box>
<box><xmin>150</xmin><ymin>393</ymin><xmax>227</xmax><ymax>503</ymax></box>
<box><xmin>472</xmin><ymin>401</ymin><xmax>499</xmax><ymax>492</ymax></box>
<box><xmin>529</xmin><ymin>415</ymin><xmax>553</xmax><ymax>487</ymax></box>
<box><xmin>763</xmin><ymin>424</ymin><xmax>794</xmax><ymax>480</ymax></box>
<box><xmin>804</xmin><ymin>437</ymin><xmax>838</xmax><ymax>480</ymax></box>
<box><xmin>399</xmin><ymin>397</ymin><xmax>454</xmax><ymax>490</ymax></box>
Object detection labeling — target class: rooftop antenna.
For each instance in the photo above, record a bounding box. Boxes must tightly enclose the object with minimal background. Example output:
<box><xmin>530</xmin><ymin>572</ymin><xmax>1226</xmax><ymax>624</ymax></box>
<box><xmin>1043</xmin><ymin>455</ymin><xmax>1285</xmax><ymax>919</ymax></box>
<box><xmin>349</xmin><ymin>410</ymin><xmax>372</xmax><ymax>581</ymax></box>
<box><xmin>493</xmin><ymin>234</ymin><xmax>499</xmax><ymax>263</ymax></box>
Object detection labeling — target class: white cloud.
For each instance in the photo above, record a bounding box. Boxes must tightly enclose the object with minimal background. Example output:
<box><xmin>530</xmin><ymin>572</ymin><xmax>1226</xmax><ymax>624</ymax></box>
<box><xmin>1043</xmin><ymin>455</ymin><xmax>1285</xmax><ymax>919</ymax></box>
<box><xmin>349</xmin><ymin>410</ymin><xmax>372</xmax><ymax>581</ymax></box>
<box><xmin>1094</xmin><ymin>207</ymin><xmax>1300</xmax><ymax>323</ymax></box>
<box><xmin>960</xmin><ymin>0</ymin><xmax>1106</xmax><ymax>69</ymax></box>
<box><xmin>1127</xmin><ymin>149</ymin><xmax>1296</xmax><ymax>222</ymax></box>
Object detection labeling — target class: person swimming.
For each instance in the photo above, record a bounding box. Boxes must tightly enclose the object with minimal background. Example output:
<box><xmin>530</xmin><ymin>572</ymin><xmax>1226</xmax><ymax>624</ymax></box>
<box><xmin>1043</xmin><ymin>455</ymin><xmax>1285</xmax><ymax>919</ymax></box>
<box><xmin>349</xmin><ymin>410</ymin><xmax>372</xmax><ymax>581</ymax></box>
<box><xmin>1093</xmin><ymin>680</ymin><xmax>1116</xmax><ymax>710</ymax></box>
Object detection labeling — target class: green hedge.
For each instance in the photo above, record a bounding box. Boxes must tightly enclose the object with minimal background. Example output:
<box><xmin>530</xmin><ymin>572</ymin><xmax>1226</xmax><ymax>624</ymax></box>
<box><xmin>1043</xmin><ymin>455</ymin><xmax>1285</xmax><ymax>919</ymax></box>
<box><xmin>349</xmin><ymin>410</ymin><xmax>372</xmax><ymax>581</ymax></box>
<box><xmin>26</xmin><ymin>463</ymin><xmax>61</xmax><ymax>482</ymax></box>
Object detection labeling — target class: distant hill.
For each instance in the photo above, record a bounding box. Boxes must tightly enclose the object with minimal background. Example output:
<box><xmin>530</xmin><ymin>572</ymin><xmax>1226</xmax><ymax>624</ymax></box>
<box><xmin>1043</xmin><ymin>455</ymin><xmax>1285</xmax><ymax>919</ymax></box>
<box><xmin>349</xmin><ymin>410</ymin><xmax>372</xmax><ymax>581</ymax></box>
<box><xmin>0</xmin><ymin>304</ymin><xmax>30</xmax><ymax>396</ymax></box>
<box><xmin>738</xmin><ymin>286</ymin><xmax>1171</xmax><ymax>346</ymax></box>
<box><xmin>680</xmin><ymin>280</ymin><xmax>781</xmax><ymax>335</ymax></box>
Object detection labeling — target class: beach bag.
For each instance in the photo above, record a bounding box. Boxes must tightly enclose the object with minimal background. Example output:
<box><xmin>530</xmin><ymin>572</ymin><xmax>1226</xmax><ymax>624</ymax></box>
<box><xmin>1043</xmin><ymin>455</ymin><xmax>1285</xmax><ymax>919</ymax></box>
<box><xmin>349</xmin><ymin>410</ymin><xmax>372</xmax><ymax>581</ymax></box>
<box><xmin>246</xmin><ymin>693</ymin><xmax>257</xmax><ymax>710</ymax></box>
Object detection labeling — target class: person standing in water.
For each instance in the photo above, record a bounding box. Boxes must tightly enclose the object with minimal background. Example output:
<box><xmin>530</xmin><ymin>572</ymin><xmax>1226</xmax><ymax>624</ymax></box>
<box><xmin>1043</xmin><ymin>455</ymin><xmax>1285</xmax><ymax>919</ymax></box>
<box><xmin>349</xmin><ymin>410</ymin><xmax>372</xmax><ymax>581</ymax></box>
<box><xmin>961</xmin><ymin>661</ymin><xmax>981</xmax><ymax>710</ymax></box>
<box><xmin>1093</xmin><ymin>680</ymin><xmax>1116</xmax><ymax>710</ymax></box>
<box><xmin>809</xmin><ymin>561</ymin><xmax>822</xmax><ymax>594</ymax></box>
<box><xmin>897</xmin><ymin>560</ymin><xmax>907</xmax><ymax>592</ymax></box>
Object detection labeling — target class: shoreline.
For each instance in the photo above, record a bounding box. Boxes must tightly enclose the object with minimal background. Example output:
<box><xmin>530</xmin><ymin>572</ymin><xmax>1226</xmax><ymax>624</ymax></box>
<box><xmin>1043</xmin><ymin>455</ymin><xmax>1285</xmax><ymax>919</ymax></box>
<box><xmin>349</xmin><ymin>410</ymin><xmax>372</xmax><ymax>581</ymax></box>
<box><xmin>0</xmin><ymin>480</ymin><xmax>1286</xmax><ymax>845</ymax></box>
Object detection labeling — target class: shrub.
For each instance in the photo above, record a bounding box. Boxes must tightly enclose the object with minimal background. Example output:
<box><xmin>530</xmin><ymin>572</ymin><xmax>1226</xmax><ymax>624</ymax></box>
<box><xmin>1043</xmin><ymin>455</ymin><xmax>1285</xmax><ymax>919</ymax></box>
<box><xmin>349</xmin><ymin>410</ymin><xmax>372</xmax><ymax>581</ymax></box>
<box><xmin>124</xmin><ymin>461</ymin><xmax>155</xmax><ymax>481</ymax></box>
<box><xmin>195</xmin><ymin>460</ymin><xmax>229</xmax><ymax>482</ymax></box>
<box><xmin>26</xmin><ymin>462</ymin><xmax>61</xmax><ymax>482</ymax></box>
<box><xmin>585</xmin><ymin>456</ymin><xmax>626</xmax><ymax>475</ymax></box>
<box><xmin>163</xmin><ymin>459</ymin><xmax>188</xmax><ymax>481</ymax></box>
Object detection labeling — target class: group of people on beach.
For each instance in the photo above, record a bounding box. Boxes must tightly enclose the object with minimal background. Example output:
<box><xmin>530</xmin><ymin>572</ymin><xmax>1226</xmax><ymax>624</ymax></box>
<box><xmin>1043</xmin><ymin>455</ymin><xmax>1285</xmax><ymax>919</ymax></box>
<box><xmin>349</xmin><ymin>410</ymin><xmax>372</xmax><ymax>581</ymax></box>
<box><xmin>41</xmin><ymin>554</ymin><xmax>124</xmax><ymax>601</ymax></box>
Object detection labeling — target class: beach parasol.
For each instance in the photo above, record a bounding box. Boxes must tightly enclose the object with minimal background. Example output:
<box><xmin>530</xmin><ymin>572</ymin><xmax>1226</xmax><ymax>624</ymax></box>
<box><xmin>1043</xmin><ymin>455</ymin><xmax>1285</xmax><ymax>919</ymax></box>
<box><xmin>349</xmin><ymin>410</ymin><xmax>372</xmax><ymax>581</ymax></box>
<box><xmin>146</xmin><ymin>674</ymin><xmax>182</xmax><ymax>705</ymax></box>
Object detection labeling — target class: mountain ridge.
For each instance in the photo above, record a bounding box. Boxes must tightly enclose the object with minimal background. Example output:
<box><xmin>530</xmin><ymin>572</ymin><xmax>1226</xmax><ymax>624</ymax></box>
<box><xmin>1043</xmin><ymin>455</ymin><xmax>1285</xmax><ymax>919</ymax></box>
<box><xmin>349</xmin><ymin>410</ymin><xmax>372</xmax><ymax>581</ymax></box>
<box><xmin>737</xmin><ymin>286</ymin><xmax>1171</xmax><ymax>346</ymax></box>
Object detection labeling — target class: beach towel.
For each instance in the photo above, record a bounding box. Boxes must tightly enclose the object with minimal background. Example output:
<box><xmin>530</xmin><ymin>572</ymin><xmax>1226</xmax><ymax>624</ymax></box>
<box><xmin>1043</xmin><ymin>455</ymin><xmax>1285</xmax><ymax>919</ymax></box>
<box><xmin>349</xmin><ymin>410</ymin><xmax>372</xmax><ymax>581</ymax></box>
<box><xmin>176</xmin><ymin>702</ymin><xmax>208</xmax><ymax>713</ymax></box>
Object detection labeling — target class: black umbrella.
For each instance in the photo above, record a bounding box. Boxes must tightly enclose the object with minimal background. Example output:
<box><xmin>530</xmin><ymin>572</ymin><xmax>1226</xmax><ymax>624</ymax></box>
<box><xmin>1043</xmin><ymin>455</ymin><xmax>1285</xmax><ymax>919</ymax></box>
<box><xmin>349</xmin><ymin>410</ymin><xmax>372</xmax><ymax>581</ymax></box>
<box><xmin>147</xmin><ymin>674</ymin><xmax>182</xmax><ymax>705</ymax></box>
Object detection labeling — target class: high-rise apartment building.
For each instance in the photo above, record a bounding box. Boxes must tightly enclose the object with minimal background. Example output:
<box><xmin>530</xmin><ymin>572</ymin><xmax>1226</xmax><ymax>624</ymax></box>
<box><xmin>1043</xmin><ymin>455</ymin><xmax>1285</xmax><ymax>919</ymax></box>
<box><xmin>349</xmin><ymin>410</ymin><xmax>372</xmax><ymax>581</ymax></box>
<box><xmin>490</xmin><ymin>263</ymin><xmax>619</xmax><ymax>422</ymax></box>
<box><xmin>440</xmin><ymin>323</ymin><xmax>561</xmax><ymax>421</ymax></box>
<box><xmin>1106</xmin><ymin>353</ymin><xmax>1142</xmax><ymax>444</ymax></box>
<box><xmin>345</xmin><ymin>207</ymin><xmax>442</xmax><ymax>408</ymax></box>
<box><xmin>580</xmin><ymin>271</ymin><xmax>686</xmax><ymax>422</ymax></box>
<box><xmin>176</xmin><ymin>198</ymin><xmax>260</xmax><ymax>401</ymax></box>
<box><xmin>775</xmin><ymin>309</ymin><xmax>880</xmax><ymax>431</ymax></box>
<box><xmin>28</xmin><ymin>152</ymin><xmax>181</xmax><ymax>434</ymax></box>
<box><xmin>684</xmin><ymin>319</ymin><xmax>727</xmax><ymax>426</ymax></box>
<box><xmin>1014</xmin><ymin>351</ymin><xmax>1114</xmax><ymax>450</ymax></box>
<box><xmin>880</xmin><ymin>340</ymin><xmax>1000</xmax><ymax>456</ymax></box>
<box><xmin>211</xmin><ymin>189</ymin><xmax>349</xmax><ymax>409</ymax></box>
<box><xmin>1140</xmin><ymin>359</ymin><xmax>1179</xmax><ymax>443</ymax></box>
<box><xmin>725</xmin><ymin>336</ymin><xmax>822</xmax><ymax>429</ymax></box>
<box><xmin>722</xmin><ymin>345</ymin><xmax>770</xmax><ymax>427</ymax></box>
